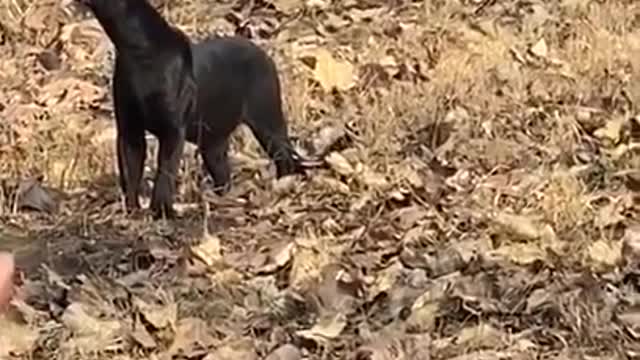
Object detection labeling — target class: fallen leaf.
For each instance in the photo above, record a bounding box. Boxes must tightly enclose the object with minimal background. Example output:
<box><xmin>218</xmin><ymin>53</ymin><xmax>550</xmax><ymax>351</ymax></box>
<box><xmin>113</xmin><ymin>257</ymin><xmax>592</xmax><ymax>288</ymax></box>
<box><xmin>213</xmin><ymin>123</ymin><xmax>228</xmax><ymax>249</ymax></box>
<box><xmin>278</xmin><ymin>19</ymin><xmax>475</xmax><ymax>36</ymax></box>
<box><xmin>265</xmin><ymin>344</ymin><xmax>302</xmax><ymax>360</ymax></box>
<box><xmin>324</xmin><ymin>13</ymin><xmax>351</xmax><ymax>31</ymax></box>
<box><xmin>271</xmin><ymin>0</ymin><xmax>300</xmax><ymax>13</ymax></box>
<box><xmin>350</xmin><ymin>7</ymin><xmax>386</xmax><ymax>21</ymax></box>
<box><xmin>16</xmin><ymin>178</ymin><xmax>60</xmax><ymax>214</ymax></box>
<box><xmin>254</xmin><ymin>242</ymin><xmax>296</xmax><ymax>275</ymax></box>
<box><xmin>168</xmin><ymin>317</ymin><xmax>218</xmax><ymax>357</ymax></box>
<box><xmin>358</xmin><ymin>166</ymin><xmax>390</xmax><ymax>189</ymax></box>
<box><xmin>586</xmin><ymin>239</ymin><xmax>621</xmax><ymax>269</ymax></box>
<box><xmin>61</xmin><ymin>302</ymin><xmax>124</xmax><ymax>353</ymax></box>
<box><xmin>303</xmin><ymin>48</ymin><xmax>356</xmax><ymax>92</ymax></box>
<box><xmin>130</xmin><ymin>325</ymin><xmax>157</xmax><ymax>350</ymax></box>
<box><xmin>491</xmin><ymin>242</ymin><xmax>547</xmax><ymax>265</ymax></box>
<box><xmin>617</xmin><ymin>308</ymin><xmax>640</xmax><ymax>339</ymax></box>
<box><xmin>313</xmin><ymin>175</ymin><xmax>351</xmax><ymax>193</ymax></box>
<box><xmin>306</xmin><ymin>0</ymin><xmax>329</xmax><ymax>10</ymax></box>
<box><xmin>325</xmin><ymin>151</ymin><xmax>355</xmax><ymax>176</ymax></box>
<box><xmin>133</xmin><ymin>298</ymin><xmax>177</xmax><ymax>331</ymax></box>
<box><xmin>316</xmin><ymin>263</ymin><xmax>362</xmax><ymax>312</ymax></box>
<box><xmin>594</xmin><ymin>199</ymin><xmax>624</xmax><ymax>229</ymax></box>
<box><xmin>406</xmin><ymin>301</ymin><xmax>439</xmax><ymax>332</ymax></box>
<box><xmin>529</xmin><ymin>38</ymin><xmax>548</xmax><ymax>58</ymax></box>
<box><xmin>297</xmin><ymin>312</ymin><xmax>347</xmax><ymax>342</ymax></box>
<box><xmin>38</xmin><ymin>77</ymin><xmax>105</xmax><ymax>108</ymax></box>
<box><xmin>493</xmin><ymin>212</ymin><xmax>546</xmax><ymax>241</ymax></box>
<box><xmin>457</xmin><ymin>323</ymin><xmax>506</xmax><ymax>349</ymax></box>
<box><xmin>272</xmin><ymin>175</ymin><xmax>301</xmax><ymax>195</ymax></box>
<box><xmin>594</xmin><ymin>116</ymin><xmax>626</xmax><ymax>145</ymax></box>
<box><xmin>203</xmin><ymin>337</ymin><xmax>258</xmax><ymax>360</ymax></box>
<box><xmin>622</xmin><ymin>224</ymin><xmax>640</xmax><ymax>266</ymax></box>
<box><xmin>312</xmin><ymin>125</ymin><xmax>348</xmax><ymax>155</ymax></box>
<box><xmin>23</xmin><ymin>2</ymin><xmax>58</xmax><ymax>31</ymax></box>
<box><xmin>0</xmin><ymin>315</ymin><xmax>37</xmax><ymax>357</ymax></box>
<box><xmin>192</xmin><ymin>233</ymin><xmax>223</xmax><ymax>268</ymax></box>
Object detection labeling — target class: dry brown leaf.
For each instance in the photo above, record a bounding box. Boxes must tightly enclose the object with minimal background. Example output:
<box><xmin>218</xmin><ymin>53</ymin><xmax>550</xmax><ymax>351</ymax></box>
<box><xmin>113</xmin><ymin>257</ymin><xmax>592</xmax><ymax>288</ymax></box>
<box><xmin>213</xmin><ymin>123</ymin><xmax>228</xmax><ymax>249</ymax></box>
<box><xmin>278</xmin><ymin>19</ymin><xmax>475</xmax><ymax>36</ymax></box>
<box><xmin>61</xmin><ymin>302</ymin><xmax>124</xmax><ymax>353</ymax></box>
<box><xmin>492</xmin><ymin>242</ymin><xmax>549</xmax><ymax>265</ymax></box>
<box><xmin>358</xmin><ymin>166</ymin><xmax>390</xmax><ymax>190</ymax></box>
<box><xmin>16</xmin><ymin>178</ymin><xmax>59</xmax><ymax>213</ymax></box>
<box><xmin>529</xmin><ymin>38</ymin><xmax>548</xmax><ymax>58</ymax></box>
<box><xmin>91</xmin><ymin>126</ymin><xmax>117</xmax><ymax>148</ymax></box>
<box><xmin>324</xmin><ymin>13</ymin><xmax>351</xmax><ymax>31</ymax></box>
<box><xmin>306</xmin><ymin>0</ymin><xmax>329</xmax><ymax>10</ymax></box>
<box><xmin>394</xmin><ymin>163</ymin><xmax>425</xmax><ymax>188</ymax></box>
<box><xmin>622</xmin><ymin>225</ymin><xmax>640</xmax><ymax>266</ymax></box>
<box><xmin>297</xmin><ymin>312</ymin><xmax>347</xmax><ymax>342</ymax></box>
<box><xmin>313</xmin><ymin>125</ymin><xmax>347</xmax><ymax>155</ymax></box>
<box><xmin>456</xmin><ymin>323</ymin><xmax>507</xmax><ymax>349</ymax></box>
<box><xmin>312</xmin><ymin>175</ymin><xmax>351</xmax><ymax>193</ymax></box>
<box><xmin>272</xmin><ymin>174</ymin><xmax>301</xmax><ymax>195</ymax></box>
<box><xmin>265</xmin><ymin>344</ymin><xmax>302</xmax><ymax>360</ymax></box>
<box><xmin>350</xmin><ymin>7</ymin><xmax>386</xmax><ymax>21</ymax></box>
<box><xmin>368</xmin><ymin>261</ymin><xmax>404</xmax><ymax>301</ymax></box>
<box><xmin>561</xmin><ymin>0</ymin><xmax>591</xmax><ymax>11</ymax></box>
<box><xmin>192</xmin><ymin>233</ymin><xmax>223</xmax><ymax>268</ymax></box>
<box><xmin>391</xmin><ymin>205</ymin><xmax>430</xmax><ymax>230</ymax></box>
<box><xmin>594</xmin><ymin>116</ymin><xmax>626</xmax><ymax>145</ymax></box>
<box><xmin>38</xmin><ymin>77</ymin><xmax>105</xmax><ymax>109</ymax></box>
<box><xmin>0</xmin><ymin>315</ymin><xmax>37</xmax><ymax>357</ymax></box>
<box><xmin>493</xmin><ymin>212</ymin><xmax>548</xmax><ymax>242</ymax></box>
<box><xmin>168</xmin><ymin>317</ymin><xmax>218</xmax><ymax>357</ymax></box>
<box><xmin>203</xmin><ymin>337</ymin><xmax>258</xmax><ymax>360</ymax></box>
<box><xmin>594</xmin><ymin>199</ymin><xmax>624</xmax><ymax>229</ymax></box>
<box><xmin>271</xmin><ymin>0</ymin><xmax>300</xmax><ymax>13</ymax></box>
<box><xmin>303</xmin><ymin>48</ymin><xmax>356</xmax><ymax>92</ymax></box>
<box><xmin>447</xmin><ymin>350</ymin><xmax>522</xmax><ymax>360</ymax></box>
<box><xmin>325</xmin><ymin>151</ymin><xmax>355</xmax><ymax>176</ymax></box>
<box><xmin>379</xmin><ymin>55</ymin><xmax>400</xmax><ymax>77</ymax></box>
<box><xmin>617</xmin><ymin>308</ymin><xmax>640</xmax><ymax>339</ymax></box>
<box><xmin>406</xmin><ymin>301</ymin><xmax>439</xmax><ymax>332</ymax></box>
<box><xmin>586</xmin><ymin>239</ymin><xmax>621</xmax><ymax>269</ymax></box>
<box><xmin>3</xmin><ymin>104</ymin><xmax>45</xmax><ymax>137</ymax></box>
<box><xmin>23</xmin><ymin>2</ymin><xmax>58</xmax><ymax>31</ymax></box>
<box><xmin>129</xmin><ymin>325</ymin><xmax>157</xmax><ymax>350</ymax></box>
<box><xmin>133</xmin><ymin>298</ymin><xmax>177</xmax><ymax>330</ymax></box>
<box><xmin>316</xmin><ymin>263</ymin><xmax>362</xmax><ymax>312</ymax></box>
<box><xmin>254</xmin><ymin>242</ymin><xmax>296</xmax><ymax>275</ymax></box>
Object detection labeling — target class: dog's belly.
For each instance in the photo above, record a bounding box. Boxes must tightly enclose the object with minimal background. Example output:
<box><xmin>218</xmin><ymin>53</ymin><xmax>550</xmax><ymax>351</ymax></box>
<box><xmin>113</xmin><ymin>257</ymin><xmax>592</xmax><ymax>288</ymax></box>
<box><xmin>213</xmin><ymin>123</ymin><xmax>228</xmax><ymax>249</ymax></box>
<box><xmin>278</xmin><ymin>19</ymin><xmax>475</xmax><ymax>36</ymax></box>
<box><xmin>184</xmin><ymin>114</ymin><xmax>240</xmax><ymax>146</ymax></box>
<box><xmin>182</xmin><ymin>89</ymin><xmax>245</xmax><ymax>146</ymax></box>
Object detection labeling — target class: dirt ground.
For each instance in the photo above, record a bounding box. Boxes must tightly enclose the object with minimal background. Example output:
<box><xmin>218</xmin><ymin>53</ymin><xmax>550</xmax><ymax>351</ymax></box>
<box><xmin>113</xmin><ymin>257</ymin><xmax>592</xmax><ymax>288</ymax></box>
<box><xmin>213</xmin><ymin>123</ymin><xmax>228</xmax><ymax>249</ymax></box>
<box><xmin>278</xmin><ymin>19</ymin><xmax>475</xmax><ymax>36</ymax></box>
<box><xmin>1</xmin><ymin>0</ymin><xmax>640</xmax><ymax>358</ymax></box>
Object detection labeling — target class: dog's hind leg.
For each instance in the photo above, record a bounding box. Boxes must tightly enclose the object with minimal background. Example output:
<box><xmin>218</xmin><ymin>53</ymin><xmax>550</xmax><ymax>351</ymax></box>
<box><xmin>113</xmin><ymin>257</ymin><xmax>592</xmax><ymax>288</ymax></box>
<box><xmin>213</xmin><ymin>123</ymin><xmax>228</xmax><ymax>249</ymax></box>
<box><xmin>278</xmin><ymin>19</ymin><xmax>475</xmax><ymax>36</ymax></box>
<box><xmin>200</xmin><ymin>138</ymin><xmax>232</xmax><ymax>196</ymax></box>
<box><xmin>244</xmin><ymin>77</ymin><xmax>304</xmax><ymax>178</ymax></box>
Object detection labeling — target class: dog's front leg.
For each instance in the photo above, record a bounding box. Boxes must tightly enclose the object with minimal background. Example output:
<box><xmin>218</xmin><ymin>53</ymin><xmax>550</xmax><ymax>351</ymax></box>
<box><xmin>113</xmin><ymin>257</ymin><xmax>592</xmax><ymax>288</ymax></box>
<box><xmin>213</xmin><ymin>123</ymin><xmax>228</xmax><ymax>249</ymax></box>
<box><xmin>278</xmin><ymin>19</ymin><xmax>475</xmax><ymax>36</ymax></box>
<box><xmin>150</xmin><ymin>128</ymin><xmax>185</xmax><ymax>219</ymax></box>
<box><xmin>117</xmin><ymin>131</ymin><xmax>147</xmax><ymax>212</ymax></box>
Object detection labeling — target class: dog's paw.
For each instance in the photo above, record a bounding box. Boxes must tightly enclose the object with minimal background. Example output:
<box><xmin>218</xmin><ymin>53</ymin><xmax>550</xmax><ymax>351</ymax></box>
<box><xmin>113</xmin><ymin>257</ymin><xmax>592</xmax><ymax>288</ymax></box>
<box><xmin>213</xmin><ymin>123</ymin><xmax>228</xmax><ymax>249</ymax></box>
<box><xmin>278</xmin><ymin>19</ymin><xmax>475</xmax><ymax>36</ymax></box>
<box><xmin>149</xmin><ymin>179</ymin><xmax>176</xmax><ymax>220</ymax></box>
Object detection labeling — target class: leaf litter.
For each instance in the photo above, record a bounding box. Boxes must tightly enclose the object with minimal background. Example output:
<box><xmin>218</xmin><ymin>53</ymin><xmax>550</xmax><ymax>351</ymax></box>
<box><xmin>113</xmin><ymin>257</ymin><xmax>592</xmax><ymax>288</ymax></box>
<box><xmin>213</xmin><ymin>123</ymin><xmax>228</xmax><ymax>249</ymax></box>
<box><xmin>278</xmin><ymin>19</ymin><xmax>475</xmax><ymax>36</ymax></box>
<box><xmin>2</xmin><ymin>0</ymin><xmax>640</xmax><ymax>359</ymax></box>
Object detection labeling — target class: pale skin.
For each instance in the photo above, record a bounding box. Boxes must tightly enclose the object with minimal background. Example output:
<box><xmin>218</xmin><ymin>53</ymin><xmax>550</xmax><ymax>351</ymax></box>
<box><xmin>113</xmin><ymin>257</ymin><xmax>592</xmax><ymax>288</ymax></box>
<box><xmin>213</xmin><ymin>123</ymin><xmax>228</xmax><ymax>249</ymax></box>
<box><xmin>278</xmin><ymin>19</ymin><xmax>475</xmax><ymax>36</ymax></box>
<box><xmin>0</xmin><ymin>252</ymin><xmax>15</xmax><ymax>312</ymax></box>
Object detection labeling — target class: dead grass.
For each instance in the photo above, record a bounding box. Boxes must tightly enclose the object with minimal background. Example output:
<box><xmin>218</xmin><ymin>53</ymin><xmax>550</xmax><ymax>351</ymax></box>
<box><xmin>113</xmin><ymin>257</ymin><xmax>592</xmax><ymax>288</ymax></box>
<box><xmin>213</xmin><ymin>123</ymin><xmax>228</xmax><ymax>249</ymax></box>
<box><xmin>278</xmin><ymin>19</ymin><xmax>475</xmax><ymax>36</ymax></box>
<box><xmin>1</xmin><ymin>0</ymin><xmax>640</xmax><ymax>359</ymax></box>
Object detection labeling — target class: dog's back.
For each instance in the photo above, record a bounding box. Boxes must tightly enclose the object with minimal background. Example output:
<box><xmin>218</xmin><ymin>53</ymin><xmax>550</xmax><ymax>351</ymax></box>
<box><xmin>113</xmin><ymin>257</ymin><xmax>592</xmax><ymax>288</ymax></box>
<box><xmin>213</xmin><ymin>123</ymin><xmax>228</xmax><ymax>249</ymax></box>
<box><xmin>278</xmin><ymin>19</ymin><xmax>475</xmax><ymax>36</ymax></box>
<box><xmin>186</xmin><ymin>37</ymin><xmax>281</xmax><ymax>138</ymax></box>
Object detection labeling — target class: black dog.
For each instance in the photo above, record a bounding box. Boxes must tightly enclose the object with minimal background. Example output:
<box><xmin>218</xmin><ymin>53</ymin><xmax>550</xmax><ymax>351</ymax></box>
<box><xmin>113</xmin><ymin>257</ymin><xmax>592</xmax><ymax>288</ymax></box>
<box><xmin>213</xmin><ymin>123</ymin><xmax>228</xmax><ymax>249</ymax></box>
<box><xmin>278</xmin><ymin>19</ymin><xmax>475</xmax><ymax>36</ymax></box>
<box><xmin>78</xmin><ymin>0</ymin><xmax>305</xmax><ymax>218</ymax></box>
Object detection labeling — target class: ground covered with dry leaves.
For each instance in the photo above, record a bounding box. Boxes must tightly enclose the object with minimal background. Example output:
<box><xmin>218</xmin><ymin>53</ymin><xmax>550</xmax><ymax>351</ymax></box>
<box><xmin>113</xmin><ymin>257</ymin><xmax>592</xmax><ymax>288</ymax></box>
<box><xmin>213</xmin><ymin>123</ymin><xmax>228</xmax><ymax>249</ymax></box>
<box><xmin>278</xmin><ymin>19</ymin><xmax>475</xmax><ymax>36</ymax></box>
<box><xmin>1</xmin><ymin>0</ymin><xmax>640</xmax><ymax>358</ymax></box>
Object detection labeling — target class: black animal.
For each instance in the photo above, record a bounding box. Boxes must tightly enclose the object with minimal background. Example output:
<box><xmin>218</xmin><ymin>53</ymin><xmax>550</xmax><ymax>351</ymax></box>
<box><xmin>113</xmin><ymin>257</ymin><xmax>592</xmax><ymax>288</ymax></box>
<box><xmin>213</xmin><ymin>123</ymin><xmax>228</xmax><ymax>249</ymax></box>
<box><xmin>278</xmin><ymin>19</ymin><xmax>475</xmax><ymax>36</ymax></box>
<box><xmin>77</xmin><ymin>0</ymin><xmax>305</xmax><ymax>218</ymax></box>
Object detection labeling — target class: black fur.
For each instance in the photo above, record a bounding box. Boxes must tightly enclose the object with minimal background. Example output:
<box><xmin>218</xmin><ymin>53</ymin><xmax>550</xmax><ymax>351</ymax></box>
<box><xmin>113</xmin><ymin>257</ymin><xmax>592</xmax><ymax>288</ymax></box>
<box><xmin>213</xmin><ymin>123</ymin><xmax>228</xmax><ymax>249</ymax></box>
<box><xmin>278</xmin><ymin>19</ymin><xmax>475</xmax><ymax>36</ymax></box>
<box><xmin>79</xmin><ymin>0</ymin><xmax>305</xmax><ymax>218</ymax></box>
